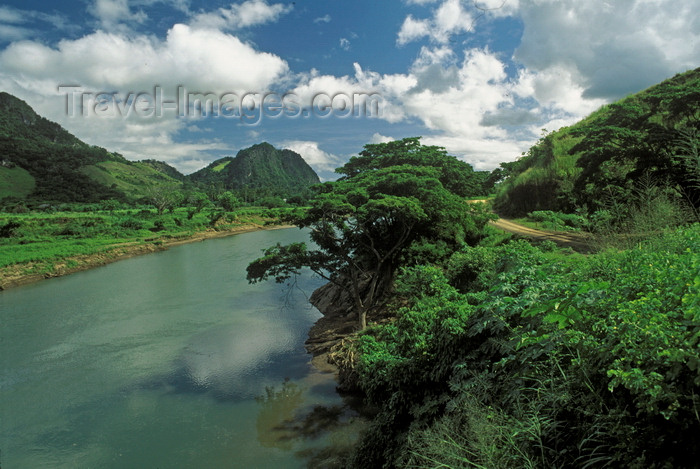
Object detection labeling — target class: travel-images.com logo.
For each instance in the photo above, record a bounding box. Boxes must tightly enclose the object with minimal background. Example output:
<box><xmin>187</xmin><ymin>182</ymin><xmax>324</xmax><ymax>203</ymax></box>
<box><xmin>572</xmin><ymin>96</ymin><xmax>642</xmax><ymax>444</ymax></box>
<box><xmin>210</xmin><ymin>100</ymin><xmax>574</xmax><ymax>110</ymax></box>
<box><xmin>58</xmin><ymin>85</ymin><xmax>383</xmax><ymax>125</ymax></box>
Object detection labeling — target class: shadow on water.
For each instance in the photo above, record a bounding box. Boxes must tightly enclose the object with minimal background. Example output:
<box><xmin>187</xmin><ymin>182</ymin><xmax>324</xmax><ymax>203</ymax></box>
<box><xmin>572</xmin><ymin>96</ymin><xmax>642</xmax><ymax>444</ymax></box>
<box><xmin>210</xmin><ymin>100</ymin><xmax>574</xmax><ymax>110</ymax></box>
<box><xmin>255</xmin><ymin>378</ymin><xmax>368</xmax><ymax>468</ymax></box>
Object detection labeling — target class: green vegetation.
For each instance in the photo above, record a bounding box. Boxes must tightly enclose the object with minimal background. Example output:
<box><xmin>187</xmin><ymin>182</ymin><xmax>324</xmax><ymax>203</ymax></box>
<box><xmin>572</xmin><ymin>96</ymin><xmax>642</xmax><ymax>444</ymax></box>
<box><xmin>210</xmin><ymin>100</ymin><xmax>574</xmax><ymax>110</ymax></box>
<box><xmin>246</xmin><ymin>133</ymin><xmax>698</xmax><ymax>466</ymax></box>
<box><xmin>2</xmin><ymin>63</ymin><xmax>699</xmax><ymax>469</ymax></box>
<box><xmin>212</xmin><ymin>159</ymin><xmax>231</xmax><ymax>172</ymax></box>
<box><xmin>0</xmin><ymin>204</ymin><xmax>299</xmax><ymax>285</ymax></box>
<box><xmin>247</xmin><ymin>137</ymin><xmax>492</xmax><ymax>330</ymax></box>
<box><xmin>0</xmin><ymin>165</ymin><xmax>35</xmax><ymax>199</ymax></box>
<box><xmin>188</xmin><ymin>142</ymin><xmax>320</xmax><ymax>200</ymax></box>
<box><xmin>348</xmin><ymin>227</ymin><xmax>699</xmax><ymax>468</ymax></box>
<box><xmin>0</xmin><ymin>93</ymin><xmax>321</xmax><ymax>205</ymax></box>
<box><xmin>493</xmin><ymin>68</ymin><xmax>700</xmax><ymax>219</ymax></box>
<box><xmin>80</xmin><ymin>160</ymin><xmax>180</xmax><ymax>200</ymax></box>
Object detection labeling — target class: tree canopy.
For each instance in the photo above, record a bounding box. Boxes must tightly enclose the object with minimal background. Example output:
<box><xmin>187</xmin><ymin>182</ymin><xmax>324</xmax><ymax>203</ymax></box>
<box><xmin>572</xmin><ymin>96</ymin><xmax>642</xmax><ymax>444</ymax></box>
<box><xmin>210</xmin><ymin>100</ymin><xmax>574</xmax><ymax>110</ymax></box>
<box><xmin>247</xmin><ymin>137</ymin><xmax>492</xmax><ymax>329</ymax></box>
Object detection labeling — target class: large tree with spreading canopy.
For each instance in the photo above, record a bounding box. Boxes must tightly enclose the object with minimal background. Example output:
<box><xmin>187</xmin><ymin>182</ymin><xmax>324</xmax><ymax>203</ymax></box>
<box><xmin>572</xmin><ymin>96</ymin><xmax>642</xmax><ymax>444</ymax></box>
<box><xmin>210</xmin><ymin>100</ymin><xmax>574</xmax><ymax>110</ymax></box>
<box><xmin>246</xmin><ymin>137</ymin><xmax>491</xmax><ymax>329</ymax></box>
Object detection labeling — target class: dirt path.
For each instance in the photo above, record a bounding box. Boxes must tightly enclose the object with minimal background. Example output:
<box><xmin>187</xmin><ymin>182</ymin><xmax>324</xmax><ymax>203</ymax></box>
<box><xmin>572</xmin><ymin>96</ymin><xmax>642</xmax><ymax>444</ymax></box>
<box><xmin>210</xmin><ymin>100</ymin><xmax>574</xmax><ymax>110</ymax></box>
<box><xmin>467</xmin><ymin>199</ymin><xmax>593</xmax><ymax>252</ymax></box>
<box><xmin>490</xmin><ymin>218</ymin><xmax>593</xmax><ymax>252</ymax></box>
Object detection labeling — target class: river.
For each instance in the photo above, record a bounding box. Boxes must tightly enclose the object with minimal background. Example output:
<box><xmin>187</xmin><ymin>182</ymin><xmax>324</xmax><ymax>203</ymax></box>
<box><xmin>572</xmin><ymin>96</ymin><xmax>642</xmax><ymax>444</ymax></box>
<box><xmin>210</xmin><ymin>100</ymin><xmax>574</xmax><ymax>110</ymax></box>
<box><xmin>0</xmin><ymin>228</ymin><xmax>359</xmax><ymax>468</ymax></box>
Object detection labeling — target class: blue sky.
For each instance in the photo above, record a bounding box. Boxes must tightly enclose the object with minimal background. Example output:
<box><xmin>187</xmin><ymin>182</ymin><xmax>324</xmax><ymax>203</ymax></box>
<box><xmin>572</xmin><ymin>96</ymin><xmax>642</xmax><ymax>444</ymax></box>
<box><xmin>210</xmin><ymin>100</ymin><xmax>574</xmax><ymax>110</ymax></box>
<box><xmin>0</xmin><ymin>0</ymin><xmax>698</xmax><ymax>179</ymax></box>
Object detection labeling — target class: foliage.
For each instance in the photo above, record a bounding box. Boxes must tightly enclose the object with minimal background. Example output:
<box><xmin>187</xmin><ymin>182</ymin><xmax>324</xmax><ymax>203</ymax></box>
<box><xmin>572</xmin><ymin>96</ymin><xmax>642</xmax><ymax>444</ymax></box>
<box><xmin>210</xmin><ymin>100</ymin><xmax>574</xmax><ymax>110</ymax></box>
<box><xmin>338</xmin><ymin>137</ymin><xmax>484</xmax><ymax>198</ymax></box>
<box><xmin>348</xmin><ymin>226</ymin><xmax>700</xmax><ymax>468</ymax></box>
<box><xmin>0</xmin><ymin>206</ymin><xmax>296</xmax><ymax>280</ymax></box>
<box><xmin>527</xmin><ymin>210</ymin><xmax>589</xmax><ymax>231</ymax></box>
<box><xmin>247</xmin><ymin>138</ymin><xmax>490</xmax><ymax>330</ymax></box>
<box><xmin>494</xmin><ymin>68</ymin><xmax>700</xmax><ymax>216</ymax></box>
<box><xmin>187</xmin><ymin>142</ymin><xmax>320</xmax><ymax>198</ymax></box>
<box><xmin>0</xmin><ymin>93</ymin><xmax>315</xmax><ymax>205</ymax></box>
<box><xmin>217</xmin><ymin>191</ymin><xmax>241</xmax><ymax>211</ymax></box>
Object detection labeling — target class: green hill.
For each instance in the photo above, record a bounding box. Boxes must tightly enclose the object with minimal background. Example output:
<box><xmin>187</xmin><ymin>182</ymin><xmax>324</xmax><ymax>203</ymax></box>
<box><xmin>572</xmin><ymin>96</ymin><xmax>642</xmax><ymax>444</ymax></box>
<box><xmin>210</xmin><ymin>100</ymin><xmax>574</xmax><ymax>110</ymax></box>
<box><xmin>187</xmin><ymin>142</ymin><xmax>320</xmax><ymax>196</ymax></box>
<box><xmin>0</xmin><ymin>92</ymin><xmax>184</xmax><ymax>203</ymax></box>
<box><xmin>493</xmin><ymin>68</ymin><xmax>700</xmax><ymax>216</ymax></box>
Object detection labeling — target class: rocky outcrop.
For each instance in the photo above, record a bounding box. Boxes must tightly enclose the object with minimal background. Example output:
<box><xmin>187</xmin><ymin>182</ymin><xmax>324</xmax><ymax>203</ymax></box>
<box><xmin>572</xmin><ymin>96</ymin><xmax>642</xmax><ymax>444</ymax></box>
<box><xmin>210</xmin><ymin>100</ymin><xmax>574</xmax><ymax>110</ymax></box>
<box><xmin>305</xmin><ymin>281</ymin><xmax>360</xmax><ymax>391</ymax></box>
<box><xmin>309</xmin><ymin>281</ymin><xmax>355</xmax><ymax>318</ymax></box>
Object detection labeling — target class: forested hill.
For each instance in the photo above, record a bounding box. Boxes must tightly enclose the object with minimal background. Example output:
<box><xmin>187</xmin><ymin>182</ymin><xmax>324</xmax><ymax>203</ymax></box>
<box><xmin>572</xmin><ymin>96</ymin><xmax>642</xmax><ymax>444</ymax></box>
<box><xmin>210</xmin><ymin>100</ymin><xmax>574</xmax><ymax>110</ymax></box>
<box><xmin>0</xmin><ymin>92</ymin><xmax>321</xmax><ymax>204</ymax></box>
<box><xmin>187</xmin><ymin>142</ymin><xmax>320</xmax><ymax>196</ymax></box>
<box><xmin>0</xmin><ymin>92</ymin><xmax>183</xmax><ymax>203</ymax></box>
<box><xmin>493</xmin><ymin>67</ymin><xmax>700</xmax><ymax>216</ymax></box>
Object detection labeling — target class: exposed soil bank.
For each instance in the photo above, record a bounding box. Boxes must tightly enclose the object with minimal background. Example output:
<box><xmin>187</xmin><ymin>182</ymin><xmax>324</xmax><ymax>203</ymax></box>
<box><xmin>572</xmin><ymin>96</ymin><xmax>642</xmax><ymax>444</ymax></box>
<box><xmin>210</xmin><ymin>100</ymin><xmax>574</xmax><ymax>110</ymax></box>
<box><xmin>0</xmin><ymin>223</ymin><xmax>293</xmax><ymax>291</ymax></box>
<box><xmin>305</xmin><ymin>282</ymin><xmax>356</xmax><ymax>373</ymax></box>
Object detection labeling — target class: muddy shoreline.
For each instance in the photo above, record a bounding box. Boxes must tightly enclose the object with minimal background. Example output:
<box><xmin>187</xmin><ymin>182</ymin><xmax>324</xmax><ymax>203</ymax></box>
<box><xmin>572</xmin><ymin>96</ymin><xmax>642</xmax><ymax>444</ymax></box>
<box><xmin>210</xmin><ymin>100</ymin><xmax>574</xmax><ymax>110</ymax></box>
<box><xmin>0</xmin><ymin>223</ymin><xmax>294</xmax><ymax>291</ymax></box>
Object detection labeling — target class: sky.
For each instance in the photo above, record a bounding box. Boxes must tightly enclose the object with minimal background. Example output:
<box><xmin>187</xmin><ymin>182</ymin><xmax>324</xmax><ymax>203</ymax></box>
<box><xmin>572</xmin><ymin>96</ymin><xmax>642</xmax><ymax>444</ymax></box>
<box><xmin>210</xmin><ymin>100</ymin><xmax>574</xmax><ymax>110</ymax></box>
<box><xmin>0</xmin><ymin>0</ymin><xmax>698</xmax><ymax>179</ymax></box>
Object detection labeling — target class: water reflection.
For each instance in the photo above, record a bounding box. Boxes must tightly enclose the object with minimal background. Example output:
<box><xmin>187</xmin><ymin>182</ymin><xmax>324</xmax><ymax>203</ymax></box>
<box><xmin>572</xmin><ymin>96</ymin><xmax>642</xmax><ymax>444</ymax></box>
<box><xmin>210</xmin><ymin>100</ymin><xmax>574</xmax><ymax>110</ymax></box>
<box><xmin>255</xmin><ymin>377</ymin><xmax>368</xmax><ymax>467</ymax></box>
<box><xmin>256</xmin><ymin>379</ymin><xmax>305</xmax><ymax>450</ymax></box>
<box><xmin>0</xmin><ymin>228</ymin><xmax>356</xmax><ymax>469</ymax></box>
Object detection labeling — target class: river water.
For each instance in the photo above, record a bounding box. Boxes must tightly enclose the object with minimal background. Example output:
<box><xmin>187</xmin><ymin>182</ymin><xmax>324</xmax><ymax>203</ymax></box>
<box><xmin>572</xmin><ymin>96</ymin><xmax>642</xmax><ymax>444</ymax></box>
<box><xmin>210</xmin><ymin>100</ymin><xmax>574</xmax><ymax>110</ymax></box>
<box><xmin>0</xmin><ymin>228</ymin><xmax>359</xmax><ymax>468</ymax></box>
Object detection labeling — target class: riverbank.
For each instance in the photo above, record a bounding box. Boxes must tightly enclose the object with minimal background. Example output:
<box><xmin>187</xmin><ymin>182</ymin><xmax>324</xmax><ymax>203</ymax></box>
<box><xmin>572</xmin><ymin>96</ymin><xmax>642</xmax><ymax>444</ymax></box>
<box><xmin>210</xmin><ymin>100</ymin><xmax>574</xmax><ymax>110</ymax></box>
<box><xmin>0</xmin><ymin>222</ymin><xmax>294</xmax><ymax>291</ymax></box>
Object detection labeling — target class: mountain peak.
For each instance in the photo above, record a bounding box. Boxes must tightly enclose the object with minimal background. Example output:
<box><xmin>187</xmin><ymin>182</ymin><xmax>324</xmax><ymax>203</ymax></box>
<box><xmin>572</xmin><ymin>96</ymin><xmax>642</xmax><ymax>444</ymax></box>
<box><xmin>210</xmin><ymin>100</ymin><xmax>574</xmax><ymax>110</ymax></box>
<box><xmin>188</xmin><ymin>142</ymin><xmax>320</xmax><ymax>195</ymax></box>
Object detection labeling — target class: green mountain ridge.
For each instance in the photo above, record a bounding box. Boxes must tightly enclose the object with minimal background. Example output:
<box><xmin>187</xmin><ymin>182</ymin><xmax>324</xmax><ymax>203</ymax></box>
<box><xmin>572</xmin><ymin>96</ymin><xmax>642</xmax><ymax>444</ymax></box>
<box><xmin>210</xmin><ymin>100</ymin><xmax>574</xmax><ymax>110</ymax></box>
<box><xmin>0</xmin><ymin>92</ymin><xmax>320</xmax><ymax>204</ymax></box>
<box><xmin>0</xmin><ymin>92</ymin><xmax>184</xmax><ymax>203</ymax></box>
<box><xmin>493</xmin><ymin>67</ymin><xmax>700</xmax><ymax>216</ymax></box>
<box><xmin>188</xmin><ymin>142</ymin><xmax>320</xmax><ymax>196</ymax></box>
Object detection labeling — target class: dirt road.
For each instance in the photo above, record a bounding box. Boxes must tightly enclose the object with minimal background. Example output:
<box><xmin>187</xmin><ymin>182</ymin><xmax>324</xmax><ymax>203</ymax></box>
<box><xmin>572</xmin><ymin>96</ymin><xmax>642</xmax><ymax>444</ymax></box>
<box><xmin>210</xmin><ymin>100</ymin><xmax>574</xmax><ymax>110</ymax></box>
<box><xmin>490</xmin><ymin>217</ymin><xmax>593</xmax><ymax>252</ymax></box>
<box><xmin>467</xmin><ymin>199</ymin><xmax>593</xmax><ymax>252</ymax></box>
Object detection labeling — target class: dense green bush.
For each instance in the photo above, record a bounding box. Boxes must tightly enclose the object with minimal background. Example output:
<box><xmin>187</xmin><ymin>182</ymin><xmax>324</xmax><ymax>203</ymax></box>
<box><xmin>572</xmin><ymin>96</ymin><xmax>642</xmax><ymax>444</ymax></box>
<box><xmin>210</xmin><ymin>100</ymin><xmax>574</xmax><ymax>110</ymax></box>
<box><xmin>350</xmin><ymin>226</ymin><xmax>700</xmax><ymax>468</ymax></box>
<box><xmin>528</xmin><ymin>210</ymin><xmax>589</xmax><ymax>231</ymax></box>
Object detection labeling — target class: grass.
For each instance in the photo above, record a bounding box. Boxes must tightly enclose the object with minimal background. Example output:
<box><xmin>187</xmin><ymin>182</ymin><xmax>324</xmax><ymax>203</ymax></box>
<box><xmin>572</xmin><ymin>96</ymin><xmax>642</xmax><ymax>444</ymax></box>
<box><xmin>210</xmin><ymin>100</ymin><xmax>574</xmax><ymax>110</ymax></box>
<box><xmin>0</xmin><ymin>205</ymin><xmax>296</xmax><ymax>281</ymax></box>
<box><xmin>212</xmin><ymin>160</ymin><xmax>231</xmax><ymax>172</ymax></box>
<box><xmin>0</xmin><ymin>165</ymin><xmax>35</xmax><ymax>199</ymax></box>
<box><xmin>80</xmin><ymin>161</ymin><xmax>179</xmax><ymax>199</ymax></box>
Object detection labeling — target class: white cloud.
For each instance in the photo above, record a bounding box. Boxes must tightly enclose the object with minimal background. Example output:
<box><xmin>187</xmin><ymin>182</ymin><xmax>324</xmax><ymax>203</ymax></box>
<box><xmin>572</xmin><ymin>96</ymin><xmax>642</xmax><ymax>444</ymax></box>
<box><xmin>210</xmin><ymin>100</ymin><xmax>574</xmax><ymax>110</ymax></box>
<box><xmin>189</xmin><ymin>0</ymin><xmax>292</xmax><ymax>31</ymax></box>
<box><xmin>292</xmin><ymin>64</ymin><xmax>416</xmax><ymax>124</ymax></box>
<box><xmin>0</xmin><ymin>6</ymin><xmax>72</xmax><ymax>41</ymax></box>
<box><xmin>0</xmin><ymin>24</ymin><xmax>32</xmax><ymax>42</ymax></box>
<box><xmin>89</xmin><ymin>0</ymin><xmax>147</xmax><ymax>30</ymax></box>
<box><xmin>314</xmin><ymin>14</ymin><xmax>331</xmax><ymax>24</ymax></box>
<box><xmin>339</xmin><ymin>37</ymin><xmax>350</xmax><ymax>51</ymax></box>
<box><xmin>0</xmin><ymin>23</ymin><xmax>289</xmax><ymax>93</ymax></box>
<box><xmin>0</xmin><ymin>9</ymin><xmax>291</xmax><ymax>172</ymax></box>
<box><xmin>0</xmin><ymin>6</ymin><xmax>24</xmax><ymax>24</ymax></box>
<box><xmin>397</xmin><ymin>0</ymin><xmax>474</xmax><ymax>45</ymax></box>
<box><xmin>369</xmin><ymin>133</ymin><xmax>394</xmax><ymax>144</ymax></box>
<box><xmin>389</xmin><ymin>0</ymin><xmax>700</xmax><ymax>169</ymax></box>
<box><xmin>280</xmin><ymin>140</ymin><xmax>342</xmax><ymax>176</ymax></box>
<box><xmin>515</xmin><ymin>0</ymin><xmax>700</xmax><ymax>99</ymax></box>
<box><xmin>397</xmin><ymin>15</ymin><xmax>431</xmax><ymax>45</ymax></box>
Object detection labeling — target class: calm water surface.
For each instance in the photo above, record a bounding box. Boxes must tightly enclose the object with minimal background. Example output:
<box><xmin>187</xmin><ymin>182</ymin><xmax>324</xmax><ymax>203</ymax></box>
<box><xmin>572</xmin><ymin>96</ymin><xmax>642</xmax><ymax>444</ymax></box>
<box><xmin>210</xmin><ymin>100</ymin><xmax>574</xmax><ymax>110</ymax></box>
<box><xmin>0</xmin><ymin>228</ymin><xmax>358</xmax><ymax>468</ymax></box>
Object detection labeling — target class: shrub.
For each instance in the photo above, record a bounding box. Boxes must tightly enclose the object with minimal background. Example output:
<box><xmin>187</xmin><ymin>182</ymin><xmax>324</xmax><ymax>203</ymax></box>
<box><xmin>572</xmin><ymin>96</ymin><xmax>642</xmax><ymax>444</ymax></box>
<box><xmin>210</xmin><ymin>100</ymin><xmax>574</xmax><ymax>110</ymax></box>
<box><xmin>350</xmin><ymin>227</ymin><xmax>700</xmax><ymax>467</ymax></box>
<box><xmin>118</xmin><ymin>217</ymin><xmax>145</xmax><ymax>230</ymax></box>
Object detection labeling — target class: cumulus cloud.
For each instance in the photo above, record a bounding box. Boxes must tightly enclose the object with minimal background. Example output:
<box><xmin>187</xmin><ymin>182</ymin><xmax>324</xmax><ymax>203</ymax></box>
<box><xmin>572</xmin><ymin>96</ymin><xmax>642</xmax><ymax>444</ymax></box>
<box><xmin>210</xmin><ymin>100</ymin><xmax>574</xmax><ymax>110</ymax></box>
<box><xmin>89</xmin><ymin>0</ymin><xmax>147</xmax><ymax>30</ymax></box>
<box><xmin>339</xmin><ymin>37</ymin><xmax>351</xmax><ymax>50</ymax></box>
<box><xmin>515</xmin><ymin>0</ymin><xmax>700</xmax><ymax>99</ymax></box>
<box><xmin>0</xmin><ymin>3</ymin><xmax>292</xmax><ymax>172</ymax></box>
<box><xmin>369</xmin><ymin>133</ymin><xmax>394</xmax><ymax>144</ymax></box>
<box><xmin>292</xmin><ymin>64</ymin><xmax>416</xmax><ymax>124</ymax></box>
<box><xmin>189</xmin><ymin>0</ymin><xmax>292</xmax><ymax>31</ymax></box>
<box><xmin>0</xmin><ymin>25</ymin><xmax>289</xmax><ymax>94</ymax></box>
<box><xmin>397</xmin><ymin>0</ymin><xmax>474</xmax><ymax>45</ymax></box>
<box><xmin>280</xmin><ymin>140</ymin><xmax>342</xmax><ymax>177</ymax></box>
<box><xmin>397</xmin><ymin>16</ymin><xmax>431</xmax><ymax>45</ymax></box>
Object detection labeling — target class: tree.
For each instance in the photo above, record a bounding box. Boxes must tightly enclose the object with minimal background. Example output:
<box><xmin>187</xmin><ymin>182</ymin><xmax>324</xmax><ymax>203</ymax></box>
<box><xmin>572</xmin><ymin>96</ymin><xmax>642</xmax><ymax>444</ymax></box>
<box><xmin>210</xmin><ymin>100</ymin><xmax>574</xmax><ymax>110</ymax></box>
<box><xmin>247</xmin><ymin>138</ymin><xmax>491</xmax><ymax>330</ymax></box>
<box><xmin>187</xmin><ymin>191</ymin><xmax>212</xmax><ymax>213</ymax></box>
<box><xmin>145</xmin><ymin>184</ymin><xmax>181</xmax><ymax>215</ymax></box>
<box><xmin>218</xmin><ymin>191</ymin><xmax>241</xmax><ymax>211</ymax></box>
